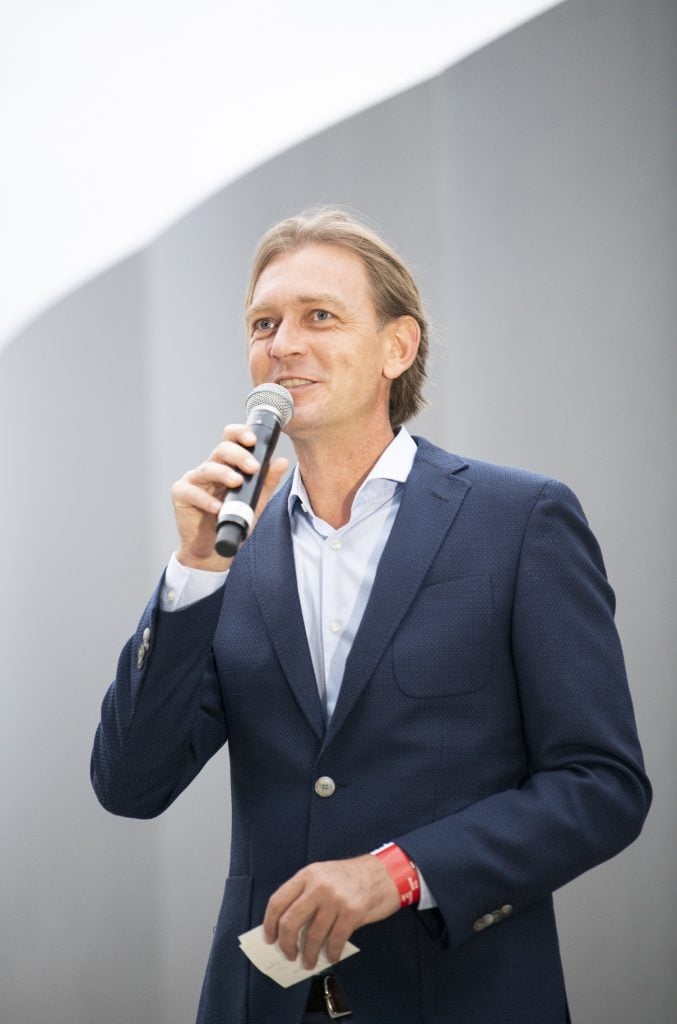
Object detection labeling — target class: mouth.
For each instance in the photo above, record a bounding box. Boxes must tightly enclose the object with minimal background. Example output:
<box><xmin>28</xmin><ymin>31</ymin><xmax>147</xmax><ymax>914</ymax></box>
<box><xmin>276</xmin><ymin>378</ymin><xmax>316</xmax><ymax>391</ymax></box>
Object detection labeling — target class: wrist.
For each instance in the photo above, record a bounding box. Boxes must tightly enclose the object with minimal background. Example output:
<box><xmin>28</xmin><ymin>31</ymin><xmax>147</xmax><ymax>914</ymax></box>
<box><xmin>175</xmin><ymin>548</ymin><xmax>233</xmax><ymax>573</ymax></box>
<box><xmin>370</xmin><ymin>843</ymin><xmax>420</xmax><ymax>908</ymax></box>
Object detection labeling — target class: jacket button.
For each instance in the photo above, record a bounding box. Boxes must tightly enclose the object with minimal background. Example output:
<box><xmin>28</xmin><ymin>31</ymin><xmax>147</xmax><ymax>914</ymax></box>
<box><xmin>473</xmin><ymin>918</ymin><xmax>486</xmax><ymax>932</ymax></box>
<box><xmin>501</xmin><ymin>904</ymin><xmax>513</xmax><ymax>917</ymax></box>
<box><xmin>314</xmin><ymin>776</ymin><xmax>336</xmax><ymax>798</ymax></box>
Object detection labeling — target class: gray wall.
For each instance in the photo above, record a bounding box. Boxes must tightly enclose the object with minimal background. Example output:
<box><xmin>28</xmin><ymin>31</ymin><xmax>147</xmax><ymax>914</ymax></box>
<box><xmin>1</xmin><ymin>0</ymin><xmax>674</xmax><ymax>1020</ymax></box>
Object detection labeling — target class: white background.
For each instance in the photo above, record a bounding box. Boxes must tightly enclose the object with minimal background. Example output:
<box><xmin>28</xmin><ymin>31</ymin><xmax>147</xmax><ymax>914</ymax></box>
<box><xmin>0</xmin><ymin>0</ymin><xmax>564</xmax><ymax>346</ymax></box>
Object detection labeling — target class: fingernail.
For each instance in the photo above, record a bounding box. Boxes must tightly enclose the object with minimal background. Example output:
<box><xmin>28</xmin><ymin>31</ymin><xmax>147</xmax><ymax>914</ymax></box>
<box><xmin>245</xmin><ymin>457</ymin><xmax>258</xmax><ymax>470</ymax></box>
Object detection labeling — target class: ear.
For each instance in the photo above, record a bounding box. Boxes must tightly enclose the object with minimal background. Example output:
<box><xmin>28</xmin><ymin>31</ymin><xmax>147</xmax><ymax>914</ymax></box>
<box><xmin>382</xmin><ymin>315</ymin><xmax>421</xmax><ymax>380</ymax></box>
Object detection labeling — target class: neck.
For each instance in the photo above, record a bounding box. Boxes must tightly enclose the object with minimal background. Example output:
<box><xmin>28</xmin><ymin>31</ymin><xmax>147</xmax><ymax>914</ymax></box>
<box><xmin>293</xmin><ymin>424</ymin><xmax>396</xmax><ymax>529</ymax></box>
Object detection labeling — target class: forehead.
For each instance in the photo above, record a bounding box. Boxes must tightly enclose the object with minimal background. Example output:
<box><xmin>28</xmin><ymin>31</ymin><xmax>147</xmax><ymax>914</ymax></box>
<box><xmin>250</xmin><ymin>243</ymin><xmax>374</xmax><ymax>309</ymax></box>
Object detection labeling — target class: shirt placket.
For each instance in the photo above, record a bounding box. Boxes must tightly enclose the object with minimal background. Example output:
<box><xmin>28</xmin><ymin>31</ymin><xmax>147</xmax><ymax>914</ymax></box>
<box><xmin>320</xmin><ymin>528</ymin><xmax>345</xmax><ymax>719</ymax></box>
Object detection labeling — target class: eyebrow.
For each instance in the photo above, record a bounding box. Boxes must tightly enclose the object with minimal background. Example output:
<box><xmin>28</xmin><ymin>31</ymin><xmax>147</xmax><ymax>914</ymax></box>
<box><xmin>245</xmin><ymin>292</ymin><xmax>349</xmax><ymax>322</ymax></box>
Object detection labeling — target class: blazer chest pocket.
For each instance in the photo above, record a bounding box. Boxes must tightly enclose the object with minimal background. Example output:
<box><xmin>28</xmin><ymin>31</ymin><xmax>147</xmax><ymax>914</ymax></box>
<box><xmin>393</xmin><ymin>575</ymin><xmax>495</xmax><ymax>697</ymax></box>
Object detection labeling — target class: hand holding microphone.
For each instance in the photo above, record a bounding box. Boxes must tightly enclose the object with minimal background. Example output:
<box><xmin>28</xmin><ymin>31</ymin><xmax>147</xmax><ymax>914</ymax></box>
<box><xmin>171</xmin><ymin>383</ymin><xmax>293</xmax><ymax>571</ymax></box>
<box><xmin>215</xmin><ymin>384</ymin><xmax>294</xmax><ymax>557</ymax></box>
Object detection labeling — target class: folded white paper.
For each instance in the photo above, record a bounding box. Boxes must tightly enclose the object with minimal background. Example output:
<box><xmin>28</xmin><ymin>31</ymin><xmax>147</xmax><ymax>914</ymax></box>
<box><xmin>238</xmin><ymin>924</ymin><xmax>359</xmax><ymax>988</ymax></box>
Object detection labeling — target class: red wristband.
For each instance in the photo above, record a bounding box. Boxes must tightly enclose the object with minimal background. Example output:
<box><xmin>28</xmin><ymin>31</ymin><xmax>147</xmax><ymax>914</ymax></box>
<box><xmin>371</xmin><ymin>842</ymin><xmax>420</xmax><ymax>907</ymax></box>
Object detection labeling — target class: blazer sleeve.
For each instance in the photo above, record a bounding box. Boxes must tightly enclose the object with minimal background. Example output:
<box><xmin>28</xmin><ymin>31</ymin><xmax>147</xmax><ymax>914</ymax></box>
<box><xmin>91</xmin><ymin>577</ymin><xmax>228</xmax><ymax>818</ymax></box>
<box><xmin>395</xmin><ymin>479</ymin><xmax>651</xmax><ymax>949</ymax></box>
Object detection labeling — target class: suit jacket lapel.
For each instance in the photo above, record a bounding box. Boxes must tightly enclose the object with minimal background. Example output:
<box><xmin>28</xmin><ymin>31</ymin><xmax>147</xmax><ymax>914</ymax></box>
<box><xmin>248</xmin><ymin>483</ymin><xmax>325</xmax><ymax>741</ymax></box>
<box><xmin>324</xmin><ymin>441</ymin><xmax>471</xmax><ymax>745</ymax></box>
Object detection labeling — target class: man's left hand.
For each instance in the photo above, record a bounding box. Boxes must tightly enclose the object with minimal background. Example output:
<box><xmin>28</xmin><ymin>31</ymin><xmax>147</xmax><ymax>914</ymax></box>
<box><xmin>263</xmin><ymin>855</ymin><xmax>401</xmax><ymax>969</ymax></box>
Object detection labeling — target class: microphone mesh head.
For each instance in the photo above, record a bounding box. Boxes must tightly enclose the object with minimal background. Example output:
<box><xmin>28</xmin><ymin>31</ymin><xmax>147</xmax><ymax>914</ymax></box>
<box><xmin>245</xmin><ymin>382</ymin><xmax>294</xmax><ymax>426</ymax></box>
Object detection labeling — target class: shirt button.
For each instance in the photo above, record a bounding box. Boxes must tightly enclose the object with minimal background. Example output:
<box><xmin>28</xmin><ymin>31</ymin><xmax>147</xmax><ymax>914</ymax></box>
<box><xmin>314</xmin><ymin>776</ymin><xmax>336</xmax><ymax>798</ymax></box>
<box><xmin>330</xmin><ymin>540</ymin><xmax>342</xmax><ymax>551</ymax></box>
<box><xmin>329</xmin><ymin>621</ymin><xmax>341</xmax><ymax>634</ymax></box>
<box><xmin>166</xmin><ymin>589</ymin><xmax>176</xmax><ymax>603</ymax></box>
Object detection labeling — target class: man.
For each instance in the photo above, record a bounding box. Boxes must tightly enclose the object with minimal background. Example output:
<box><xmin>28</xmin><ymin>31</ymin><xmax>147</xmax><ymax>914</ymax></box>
<box><xmin>92</xmin><ymin>209</ymin><xmax>650</xmax><ymax>1023</ymax></box>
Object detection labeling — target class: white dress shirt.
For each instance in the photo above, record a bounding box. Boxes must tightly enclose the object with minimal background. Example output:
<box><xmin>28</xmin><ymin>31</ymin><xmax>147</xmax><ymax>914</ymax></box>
<box><xmin>286</xmin><ymin>427</ymin><xmax>416</xmax><ymax>720</ymax></box>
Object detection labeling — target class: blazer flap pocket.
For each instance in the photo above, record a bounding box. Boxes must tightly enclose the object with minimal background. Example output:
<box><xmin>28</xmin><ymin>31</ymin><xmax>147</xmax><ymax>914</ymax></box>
<box><xmin>393</xmin><ymin>575</ymin><xmax>494</xmax><ymax>696</ymax></box>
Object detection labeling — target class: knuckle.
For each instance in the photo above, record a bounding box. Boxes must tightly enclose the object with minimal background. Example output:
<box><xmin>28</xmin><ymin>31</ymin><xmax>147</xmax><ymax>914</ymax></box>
<box><xmin>267</xmin><ymin>893</ymin><xmax>283</xmax><ymax>916</ymax></box>
<box><xmin>276</xmin><ymin>914</ymin><xmax>295</xmax><ymax>941</ymax></box>
<box><xmin>305</xmin><ymin>863</ymin><xmax>325</xmax><ymax>885</ymax></box>
<box><xmin>305</xmin><ymin>923</ymin><xmax>325</xmax><ymax>944</ymax></box>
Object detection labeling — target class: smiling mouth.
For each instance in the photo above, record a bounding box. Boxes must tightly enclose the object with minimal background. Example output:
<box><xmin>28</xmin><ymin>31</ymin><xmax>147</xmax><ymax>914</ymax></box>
<box><xmin>278</xmin><ymin>378</ymin><xmax>315</xmax><ymax>389</ymax></box>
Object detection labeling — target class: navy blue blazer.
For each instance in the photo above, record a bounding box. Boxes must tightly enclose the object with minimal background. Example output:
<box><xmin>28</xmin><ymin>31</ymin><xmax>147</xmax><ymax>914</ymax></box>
<box><xmin>92</xmin><ymin>437</ymin><xmax>650</xmax><ymax>1024</ymax></box>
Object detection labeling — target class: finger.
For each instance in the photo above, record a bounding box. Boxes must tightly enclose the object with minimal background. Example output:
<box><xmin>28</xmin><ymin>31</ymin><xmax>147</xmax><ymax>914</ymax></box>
<box><xmin>178</xmin><ymin>461</ymin><xmax>244</xmax><ymax>497</ymax></box>
<box><xmin>255</xmin><ymin>457</ymin><xmax>290</xmax><ymax>512</ymax></box>
<box><xmin>221</xmin><ymin>423</ymin><xmax>257</xmax><ymax>447</ymax></box>
<box><xmin>267</xmin><ymin>455</ymin><xmax>290</xmax><ymax>483</ymax></box>
<box><xmin>209</xmin><ymin>440</ymin><xmax>260</xmax><ymax>477</ymax></box>
<box><xmin>300</xmin><ymin>907</ymin><xmax>339</xmax><ymax>970</ymax></box>
<box><xmin>263</xmin><ymin>875</ymin><xmax>305</xmax><ymax>946</ymax></box>
<box><xmin>172</xmin><ymin>481</ymin><xmax>224</xmax><ymax>517</ymax></box>
<box><xmin>324</xmin><ymin>915</ymin><xmax>356</xmax><ymax>965</ymax></box>
<box><xmin>272</xmin><ymin>886</ymin><xmax>320</xmax><ymax>961</ymax></box>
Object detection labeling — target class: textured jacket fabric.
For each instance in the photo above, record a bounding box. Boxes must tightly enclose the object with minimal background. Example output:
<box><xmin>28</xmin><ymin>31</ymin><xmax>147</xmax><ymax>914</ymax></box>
<box><xmin>92</xmin><ymin>437</ymin><xmax>651</xmax><ymax>1024</ymax></box>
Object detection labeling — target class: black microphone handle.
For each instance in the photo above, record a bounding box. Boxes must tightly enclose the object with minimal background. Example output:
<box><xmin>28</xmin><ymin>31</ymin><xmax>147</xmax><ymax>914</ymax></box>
<box><xmin>214</xmin><ymin>408</ymin><xmax>282</xmax><ymax>558</ymax></box>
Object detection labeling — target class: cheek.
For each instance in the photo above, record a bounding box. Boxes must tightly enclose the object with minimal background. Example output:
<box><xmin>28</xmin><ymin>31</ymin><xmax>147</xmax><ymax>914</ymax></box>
<box><xmin>248</xmin><ymin>347</ymin><xmax>268</xmax><ymax>383</ymax></box>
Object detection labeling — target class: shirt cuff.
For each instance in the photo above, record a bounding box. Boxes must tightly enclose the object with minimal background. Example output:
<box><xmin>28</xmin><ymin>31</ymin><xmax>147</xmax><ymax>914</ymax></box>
<box><xmin>416</xmin><ymin>869</ymin><xmax>437</xmax><ymax>910</ymax></box>
<box><xmin>161</xmin><ymin>552</ymin><xmax>229</xmax><ymax>611</ymax></box>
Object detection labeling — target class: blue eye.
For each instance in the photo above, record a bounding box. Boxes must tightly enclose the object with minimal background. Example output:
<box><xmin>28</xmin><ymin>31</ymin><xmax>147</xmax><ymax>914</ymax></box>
<box><xmin>254</xmin><ymin>318</ymin><xmax>275</xmax><ymax>331</ymax></box>
<box><xmin>313</xmin><ymin>310</ymin><xmax>331</xmax><ymax>321</ymax></box>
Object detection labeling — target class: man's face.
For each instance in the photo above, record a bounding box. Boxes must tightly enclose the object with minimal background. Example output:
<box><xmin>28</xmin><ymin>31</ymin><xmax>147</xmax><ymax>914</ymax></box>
<box><xmin>246</xmin><ymin>243</ymin><xmax>395</xmax><ymax>444</ymax></box>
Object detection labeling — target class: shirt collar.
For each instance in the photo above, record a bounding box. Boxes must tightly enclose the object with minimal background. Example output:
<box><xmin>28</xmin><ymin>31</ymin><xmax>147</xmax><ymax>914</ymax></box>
<box><xmin>287</xmin><ymin>427</ymin><xmax>417</xmax><ymax>519</ymax></box>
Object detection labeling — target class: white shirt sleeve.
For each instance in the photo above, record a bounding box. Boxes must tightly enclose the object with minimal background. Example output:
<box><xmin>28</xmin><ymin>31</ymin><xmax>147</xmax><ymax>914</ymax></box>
<box><xmin>161</xmin><ymin>552</ymin><xmax>229</xmax><ymax>611</ymax></box>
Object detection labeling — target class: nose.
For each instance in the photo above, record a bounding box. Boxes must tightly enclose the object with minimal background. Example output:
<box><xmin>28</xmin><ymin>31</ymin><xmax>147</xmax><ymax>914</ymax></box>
<box><xmin>268</xmin><ymin>318</ymin><xmax>306</xmax><ymax>358</ymax></box>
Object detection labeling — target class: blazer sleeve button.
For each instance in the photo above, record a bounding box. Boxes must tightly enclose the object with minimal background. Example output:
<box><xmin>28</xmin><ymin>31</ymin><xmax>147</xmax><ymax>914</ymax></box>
<box><xmin>136</xmin><ymin>628</ymin><xmax>151</xmax><ymax>669</ymax></box>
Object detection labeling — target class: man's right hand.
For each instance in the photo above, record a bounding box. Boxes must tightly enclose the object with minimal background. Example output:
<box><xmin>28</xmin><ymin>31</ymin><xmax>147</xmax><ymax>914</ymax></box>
<box><xmin>170</xmin><ymin>423</ymin><xmax>290</xmax><ymax>572</ymax></box>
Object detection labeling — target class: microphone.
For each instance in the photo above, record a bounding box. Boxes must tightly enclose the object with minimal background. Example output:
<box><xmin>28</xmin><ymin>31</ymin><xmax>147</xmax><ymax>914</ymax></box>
<box><xmin>214</xmin><ymin>383</ymin><xmax>294</xmax><ymax>558</ymax></box>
